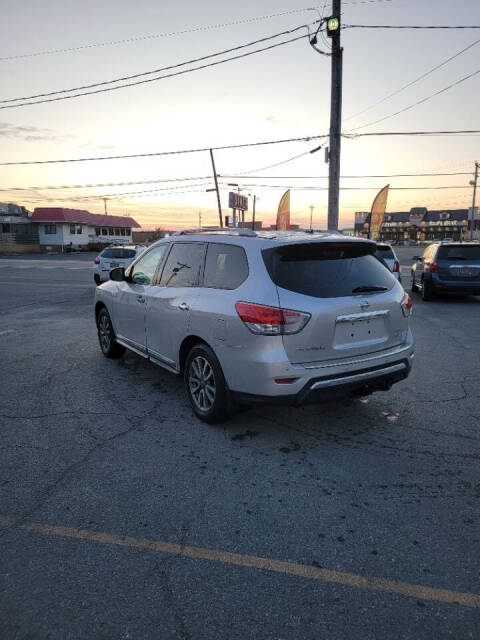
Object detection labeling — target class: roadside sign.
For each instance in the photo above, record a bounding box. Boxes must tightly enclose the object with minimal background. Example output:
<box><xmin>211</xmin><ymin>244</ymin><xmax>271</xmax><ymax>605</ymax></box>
<box><xmin>228</xmin><ymin>192</ymin><xmax>248</xmax><ymax>211</ymax></box>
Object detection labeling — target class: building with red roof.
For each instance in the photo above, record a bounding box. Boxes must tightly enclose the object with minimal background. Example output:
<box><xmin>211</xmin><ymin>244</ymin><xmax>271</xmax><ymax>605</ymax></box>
<box><xmin>31</xmin><ymin>208</ymin><xmax>141</xmax><ymax>249</ymax></box>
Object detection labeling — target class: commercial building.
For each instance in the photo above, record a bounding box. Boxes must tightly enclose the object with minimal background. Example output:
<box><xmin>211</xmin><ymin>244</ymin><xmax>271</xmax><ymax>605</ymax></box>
<box><xmin>355</xmin><ymin>207</ymin><xmax>480</xmax><ymax>243</ymax></box>
<box><xmin>31</xmin><ymin>208</ymin><xmax>141</xmax><ymax>250</ymax></box>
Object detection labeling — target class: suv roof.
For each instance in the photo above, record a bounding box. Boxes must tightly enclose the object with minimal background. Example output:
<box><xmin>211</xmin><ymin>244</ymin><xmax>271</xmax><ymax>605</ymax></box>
<box><xmin>168</xmin><ymin>228</ymin><xmax>372</xmax><ymax>247</ymax></box>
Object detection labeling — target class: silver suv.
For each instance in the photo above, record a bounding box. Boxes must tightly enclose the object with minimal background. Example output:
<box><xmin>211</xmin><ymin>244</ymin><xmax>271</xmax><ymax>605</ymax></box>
<box><xmin>94</xmin><ymin>230</ymin><xmax>414</xmax><ymax>423</ymax></box>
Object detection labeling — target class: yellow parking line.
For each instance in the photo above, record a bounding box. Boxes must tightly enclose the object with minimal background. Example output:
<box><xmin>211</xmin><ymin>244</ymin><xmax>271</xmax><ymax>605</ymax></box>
<box><xmin>1</xmin><ymin>515</ymin><xmax>479</xmax><ymax>608</ymax></box>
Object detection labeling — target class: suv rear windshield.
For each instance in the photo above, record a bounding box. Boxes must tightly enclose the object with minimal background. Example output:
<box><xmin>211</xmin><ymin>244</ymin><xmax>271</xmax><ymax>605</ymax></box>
<box><xmin>375</xmin><ymin>245</ymin><xmax>394</xmax><ymax>259</ymax></box>
<box><xmin>437</xmin><ymin>245</ymin><xmax>480</xmax><ymax>260</ymax></box>
<box><xmin>101</xmin><ymin>248</ymin><xmax>136</xmax><ymax>259</ymax></box>
<box><xmin>262</xmin><ymin>242</ymin><xmax>395</xmax><ymax>298</ymax></box>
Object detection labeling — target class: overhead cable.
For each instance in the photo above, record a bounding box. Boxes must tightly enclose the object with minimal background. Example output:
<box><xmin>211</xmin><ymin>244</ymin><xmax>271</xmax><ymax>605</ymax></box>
<box><xmin>344</xmin><ymin>36</ymin><xmax>480</xmax><ymax>122</ymax></box>
<box><xmin>2</xmin><ymin>130</ymin><xmax>479</xmax><ymax>166</ymax></box>
<box><xmin>348</xmin><ymin>68</ymin><xmax>480</xmax><ymax>131</ymax></box>
<box><xmin>0</xmin><ymin>24</ymin><xmax>315</xmax><ymax>105</ymax></box>
<box><xmin>0</xmin><ymin>9</ymin><xmax>320</xmax><ymax>62</ymax></box>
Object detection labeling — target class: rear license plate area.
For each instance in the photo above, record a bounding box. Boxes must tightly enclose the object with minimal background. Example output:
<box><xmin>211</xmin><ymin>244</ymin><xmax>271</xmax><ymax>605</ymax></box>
<box><xmin>334</xmin><ymin>317</ymin><xmax>386</xmax><ymax>349</ymax></box>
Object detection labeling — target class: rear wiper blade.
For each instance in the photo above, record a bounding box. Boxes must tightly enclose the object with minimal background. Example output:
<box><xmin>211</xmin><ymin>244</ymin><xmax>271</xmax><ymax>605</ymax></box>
<box><xmin>352</xmin><ymin>285</ymin><xmax>389</xmax><ymax>293</ymax></box>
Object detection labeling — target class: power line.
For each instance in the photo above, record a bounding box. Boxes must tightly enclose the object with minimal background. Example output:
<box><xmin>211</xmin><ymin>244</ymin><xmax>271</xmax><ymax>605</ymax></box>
<box><xmin>0</xmin><ymin>2</ymin><xmax>396</xmax><ymax>63</ymax></box>
<box><xmin>344</xmin><ymin>36</ymin><xmax>480</xmax><ymax>122</ymax></box>
<box><xmin>348</xmin><ymin>68</ymin><xmax>480</xmax><ymax>131</ymax></box>
<box><xmin>0</xmin><ymin>34</ymin><xmax>313</xmax><ymax>109</ymax></box>
<box><xmin>23</xmin><ymin>182</ymin><xmax>214</xmax><ymax>202</ymax></box>
<box><xmin>0</xmin><ymin>9</ymin><xmax>320</xmax><ymax>62</ymax></box>
<box><xmin>0</xmin><ymin>24</ymin><xmax>314</xmax><ymax>105</ymax></box>
<box><xmin>344</xmin><ymin>129</ymin><xmax>480</xmax><ymax>138</ymax></box>
<box><xmin>1</xmin><ymin>130</ymin><xmax>478</xmax><ymax>167</ymax></box>
<box><xmin>221</xmin><ymin>171</ymin><xmax>473</xmax><ymax>179</ymax></box>
<box><xmin>218</xmin><ymin>183</ymin><xmax>472</xmax><ymax>191</ymax></box>
<box><xmin>344</xmin><ymin>24</ymin><xmax>480</xmax><ymax>29</ymax></box>
<box><xmin>1</xmin><ymin>171</ymin><xmax>472</xmax><ymax>194</ymax></box>
<box><xmin>0</xmin><ymin>176</ymin><xmax>211</xmax><ymax>192</ymax></box>
<box><xmin>0</xmin><ymin>135</ymin><xmax>326</xmax><ymax>166</ymax></box>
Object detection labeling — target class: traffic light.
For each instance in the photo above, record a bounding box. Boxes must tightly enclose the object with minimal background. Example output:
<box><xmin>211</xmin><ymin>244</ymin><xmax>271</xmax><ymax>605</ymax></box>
<box><xmin>326</xmin><ymin>16</ymin><xmax>340</xmax><ymax>37</ymax></box>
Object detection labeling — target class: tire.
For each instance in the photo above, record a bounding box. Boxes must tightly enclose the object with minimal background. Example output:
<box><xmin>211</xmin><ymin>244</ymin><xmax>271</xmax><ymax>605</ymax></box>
<box><xmin>94</xmin><ymin>274</ymin><xmax>101</xmax><ymax>286</ymax></box>
<box><xmin>421</xmin><ymin>277</ymin><xmax>434</xmax><ymax>301</ymax></box>
<box><xmin>411</xmin><ymin>272</ymin><xmax>418</xmax><ymax>292</ymax></box>
<box><xmin>96</xmin><ymin>307</ymin><xmax>125</xmax><ymax>358</ymax></box>
<box><xmin>184</xmin><ymin>343</ymin><xmax>232</xmax><ymax>424</ymax></box>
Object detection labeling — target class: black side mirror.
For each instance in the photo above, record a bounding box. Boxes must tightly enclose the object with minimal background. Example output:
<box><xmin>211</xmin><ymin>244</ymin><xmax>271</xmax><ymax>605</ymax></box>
<box><xmin>110</xmin><ymin>267</ymin><xmax>125</xmax><ymax>281</ymax></box>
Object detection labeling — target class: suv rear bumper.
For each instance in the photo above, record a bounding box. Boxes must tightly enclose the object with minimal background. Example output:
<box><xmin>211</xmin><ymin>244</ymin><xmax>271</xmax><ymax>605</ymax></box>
<box><xmin>232</xmin><ymin>358</ymin><xmax>411</xmax><ymax>406</ymax></box>
<box><xmin>430</xmin><ymin>278</ymin><xmax>480</xmax><ymax>295</ymax></box>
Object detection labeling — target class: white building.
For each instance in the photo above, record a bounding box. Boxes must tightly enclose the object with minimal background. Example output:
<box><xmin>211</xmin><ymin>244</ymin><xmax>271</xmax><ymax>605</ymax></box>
<box><xmin>31</xmin><ymin>208</ymin><xmax>141</xmax><ymax>250</ymax></box>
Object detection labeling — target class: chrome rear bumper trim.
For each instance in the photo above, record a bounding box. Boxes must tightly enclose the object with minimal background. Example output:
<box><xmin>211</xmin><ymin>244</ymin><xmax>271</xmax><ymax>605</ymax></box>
<box><xmin>299</xmin><ymin>342</ymin><xmax>413</xmax><ymax>370</ymax></box>
<box><xmin>310</xmin><ymin>362</ymin><xmax>407</xmax><ymax>390</ymax></box>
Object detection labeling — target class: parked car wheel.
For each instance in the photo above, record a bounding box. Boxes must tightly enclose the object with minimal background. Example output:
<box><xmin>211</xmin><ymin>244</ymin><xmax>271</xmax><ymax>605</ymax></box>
<box><xmin>421</xmin><ymin>277</ymin><xmax>434</xmax><ymax>301</ymax></box>
<box><xmin>96</xmin><ymin>307</ymin><xmax>125</xmax><ymax>358</ymax></box>
<box><xmin>411</xmin><ymin>272</ymin><xmax>418</xmax><ymax>292</ymax></box>
<box><xmin>185</xmin><ymin>344</ymin><xmax>231</xmax><ymax>424</ymax></box>
<box><xmin>94</xmin><ymin>274</ymin><xmax>101</xmax><ymax>286</ymax></box>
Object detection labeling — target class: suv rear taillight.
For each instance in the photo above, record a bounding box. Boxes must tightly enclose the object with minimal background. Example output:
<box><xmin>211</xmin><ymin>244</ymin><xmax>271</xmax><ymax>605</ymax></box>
<box><xmin>393</xmin><ymin>260</ymin><xmax>400</xmax><ymax>273</ymax></box>
<box><xmin>94</xmin><ymin>257</ymin><xmax>100</xmax><ymax>264</ymax></box>
<box><xmin>401</xmin><ymin>293</ymin><xmax>413</xmax><ymax>317</ymax></box>
<box><xmin>235</xmin><ymin>302</ymin><xmax>310</xmax><ymax>335</ymax></box>
<box><xmin>429</xmin><ymin>259</ymin><xmax>439</xmax><ymax>273</ymax></box>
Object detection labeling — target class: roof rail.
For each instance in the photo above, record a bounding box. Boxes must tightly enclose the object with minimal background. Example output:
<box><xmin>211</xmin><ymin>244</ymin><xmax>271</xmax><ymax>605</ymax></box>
<box><xmin>173</xmin><ymin>227</ymin><xmax>257</xmax><ymax>237</ymax></box>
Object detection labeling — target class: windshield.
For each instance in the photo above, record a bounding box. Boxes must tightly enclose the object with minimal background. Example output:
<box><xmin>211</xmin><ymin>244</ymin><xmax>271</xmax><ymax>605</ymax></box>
<box><xmin>262</xmin><ymin>242</ymin><xmax>395</xmax><ymax>298</ymax></box>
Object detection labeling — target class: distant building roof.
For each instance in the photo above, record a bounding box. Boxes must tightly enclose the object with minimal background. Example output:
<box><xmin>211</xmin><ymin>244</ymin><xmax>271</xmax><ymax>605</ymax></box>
<box><xmin>31</xmin><ymin>207</ymin><xmax>140</xmax><ymax>228</ymax></box>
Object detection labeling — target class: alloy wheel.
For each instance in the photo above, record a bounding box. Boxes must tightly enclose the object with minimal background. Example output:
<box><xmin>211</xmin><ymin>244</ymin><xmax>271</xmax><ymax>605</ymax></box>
<box><xmin>98</xmin><ymin>313</ymin><xmax>111</xmax><ymax>352</ymax></box>
<box><xmin>188</xmin><ymin>355</ymin><xmax>216</xmax><ymax>412</ymax></box>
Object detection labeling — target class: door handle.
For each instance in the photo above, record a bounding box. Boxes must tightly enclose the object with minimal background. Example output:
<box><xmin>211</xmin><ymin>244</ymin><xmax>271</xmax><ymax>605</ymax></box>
<box><xmin>178</xmin><ymin>302</ymin><xmax>189</xmax><ymax>311</ymax></box>
<box><xmin>137</xmin><ymin>295</ymin><xmax>145</xmax><ymax>303</ymax></box>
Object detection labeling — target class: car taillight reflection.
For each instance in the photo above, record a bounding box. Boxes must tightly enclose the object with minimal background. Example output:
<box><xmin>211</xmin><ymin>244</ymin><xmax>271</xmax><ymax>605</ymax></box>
<box><xmin>429</xmin><ymin>260</ymin><xmax>439</xmax><ymax>273</ymax></box>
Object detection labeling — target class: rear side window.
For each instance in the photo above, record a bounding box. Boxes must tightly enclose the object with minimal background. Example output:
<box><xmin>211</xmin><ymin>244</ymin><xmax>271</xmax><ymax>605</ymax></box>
<box><xmin>437</xmin><ymin>245</ymin><xmax>480</xmax><ymax>260</ymax></box>
<box><xmin>375</xmin><ymin>245</ymin><xmax>394</xmax><ymax>259</ymax></box>
<box><xmin>101</xmin><ymin>248</ymin><xmax>136</xmax><ymax>259</ymax></box>
<box><xmin>262</xmin><ymin>242</ymin><xmax>395</xmax><ymax>298</ymax></box>
<box><xmin>159</xmin><ymin>243</ymin><xmax>205</xmax><ymax>287</ymax></box>
<box><xmin>203</xmin><ymin>243</ymin><xmax>248</xmax><ymax>289</ymax></box>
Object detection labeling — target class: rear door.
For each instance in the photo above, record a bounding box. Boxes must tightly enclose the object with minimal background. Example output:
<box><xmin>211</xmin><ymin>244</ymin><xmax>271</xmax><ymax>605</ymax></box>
<box><xmin>436</xmin><ymin>244</ymin><xmax>480</xmax><ymax>282</ymax></box>
<box><xmin>262</xmin><ymin>241</ymin><xmax>408</xmax><ymax>364</ymax></box>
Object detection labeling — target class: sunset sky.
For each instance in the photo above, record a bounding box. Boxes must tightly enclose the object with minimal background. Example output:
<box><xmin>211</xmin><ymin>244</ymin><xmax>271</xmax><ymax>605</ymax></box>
<box><xmin>1</xmin><ymin>0</ymin><xmax>479</xmax><ymax>229</ymax></box>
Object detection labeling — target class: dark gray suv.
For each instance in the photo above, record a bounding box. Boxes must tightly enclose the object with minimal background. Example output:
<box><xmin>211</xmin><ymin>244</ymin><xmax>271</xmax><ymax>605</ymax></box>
<box><xmin>411</xmin><ymin>242</ymin><xmax>480</xmax><ymax>300</ymax></box>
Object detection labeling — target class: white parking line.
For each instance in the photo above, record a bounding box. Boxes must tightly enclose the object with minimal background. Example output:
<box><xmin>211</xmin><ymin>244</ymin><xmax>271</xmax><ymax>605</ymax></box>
<box><xmin>0</xmin><ymin>329</ymin><xmax>16</xmax><ymax>336</ymax></box>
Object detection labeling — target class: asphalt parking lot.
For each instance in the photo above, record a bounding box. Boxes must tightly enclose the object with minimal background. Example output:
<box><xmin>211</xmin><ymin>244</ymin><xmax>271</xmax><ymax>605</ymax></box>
<box><xmin>0</xmin><ymin>248</ymin><xmax>479</xmax><ymax>639</ymax></box>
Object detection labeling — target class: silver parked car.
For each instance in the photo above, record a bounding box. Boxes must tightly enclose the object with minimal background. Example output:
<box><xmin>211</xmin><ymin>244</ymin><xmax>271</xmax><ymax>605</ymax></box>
<box><xmin>93</xmin><ymin>245</ymin><xmax>146</xmax><ymax>285</ymax></box>
<box><xmin>94</xmin><ymin>229</ymin><xmax>414</xmax><ymax>423</ymax></box>
<box><xmin>375</xmin><ymin>243</ymin><xmax>401</xmax><ymax>281</ymax></box>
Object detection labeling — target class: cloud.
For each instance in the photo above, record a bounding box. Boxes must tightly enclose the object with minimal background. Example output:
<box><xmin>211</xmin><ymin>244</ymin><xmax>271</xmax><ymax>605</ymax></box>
<box><xmin>0</xmin><ymin>122</ymin><xmax>70</xmax><ymax>142</ymax></box>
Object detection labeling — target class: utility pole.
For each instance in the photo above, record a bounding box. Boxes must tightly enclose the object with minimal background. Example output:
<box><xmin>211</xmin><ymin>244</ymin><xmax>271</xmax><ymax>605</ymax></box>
<box><xmin>309</xmin><ymin>205</ymin><xmax>314</xmax><ymax>231</ymax></box>
<box><xmin>103</xmin><ymin>198</ymin><xmax>108</xmax><ymax>215</ymax></box>
<box><xmin>470</xmin><ymin>161</ymin><xmax>479</xmax><ymax>240</ymax></box>
<box><xmin>198</xmin><ymin>209</ymin><xmax>202</xmax><ymax>229</ymax></box>
<box><xmin>252</xmin><ymin>194</ymin><xmax>257</xmax><ymax>230</ymax></box>
<box><xmin>209</xmin><ymin>149</ymin><xmax>223</xmax><ymax>227</ymax></box>
<box><xmin>327</xmin><ymin>1</ymin><xmax>343</xmax><ymax>231</ymax></box>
